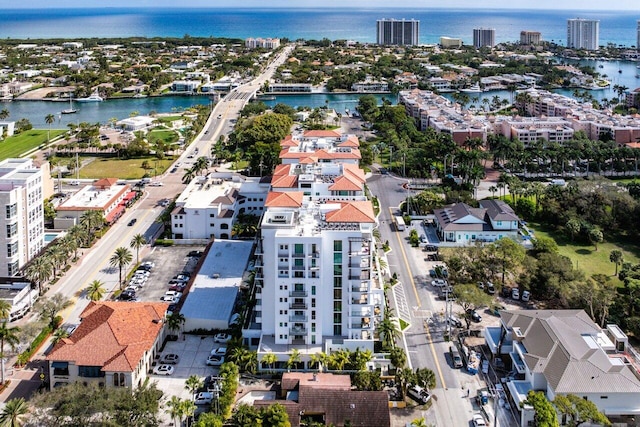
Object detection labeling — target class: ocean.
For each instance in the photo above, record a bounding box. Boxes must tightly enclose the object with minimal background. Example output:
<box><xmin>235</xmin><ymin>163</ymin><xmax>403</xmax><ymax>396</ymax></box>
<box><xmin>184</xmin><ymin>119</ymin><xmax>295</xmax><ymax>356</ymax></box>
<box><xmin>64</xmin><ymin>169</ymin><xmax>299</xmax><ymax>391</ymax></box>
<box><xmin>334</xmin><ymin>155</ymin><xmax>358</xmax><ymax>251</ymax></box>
<box><xmin>0</xmin><ymin>8</ymin><xmax>638</xmax><ymax>47</ymax></box>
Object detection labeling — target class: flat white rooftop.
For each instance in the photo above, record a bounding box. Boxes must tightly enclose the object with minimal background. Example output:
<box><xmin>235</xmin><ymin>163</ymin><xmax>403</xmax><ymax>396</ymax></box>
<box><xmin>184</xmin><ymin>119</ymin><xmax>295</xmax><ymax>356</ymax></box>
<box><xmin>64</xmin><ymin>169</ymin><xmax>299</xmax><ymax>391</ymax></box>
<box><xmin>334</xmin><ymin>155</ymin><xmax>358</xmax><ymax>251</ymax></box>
<box><xmin>180</xmin><ymin>239</ymin><xmax>253</xmax><ymax>324</ymax></box>
<box><xmin>58</xmin><ymin>184</ymin><xmax>127</xmax><ymax>210</ymax></box>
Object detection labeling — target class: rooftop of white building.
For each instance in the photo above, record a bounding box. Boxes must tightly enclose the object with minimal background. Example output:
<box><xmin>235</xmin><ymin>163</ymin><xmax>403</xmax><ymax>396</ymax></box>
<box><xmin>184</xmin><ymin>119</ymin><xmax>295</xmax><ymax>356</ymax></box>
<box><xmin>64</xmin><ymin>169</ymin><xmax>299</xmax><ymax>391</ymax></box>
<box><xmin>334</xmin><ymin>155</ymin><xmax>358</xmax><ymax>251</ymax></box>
<box><xmin>180</xmin><ymin>239</ymin><xmax>253</xmax><ymax>325</ymax></box>
<box><xmin>174</xmin><ymin>173</ymin><xmax>266</xmax><ymax>210</ymax></box>
<box><xmin>57</xmin><ymin>178</ymin><xmax>129</xmax><ymax>211</ymax></box>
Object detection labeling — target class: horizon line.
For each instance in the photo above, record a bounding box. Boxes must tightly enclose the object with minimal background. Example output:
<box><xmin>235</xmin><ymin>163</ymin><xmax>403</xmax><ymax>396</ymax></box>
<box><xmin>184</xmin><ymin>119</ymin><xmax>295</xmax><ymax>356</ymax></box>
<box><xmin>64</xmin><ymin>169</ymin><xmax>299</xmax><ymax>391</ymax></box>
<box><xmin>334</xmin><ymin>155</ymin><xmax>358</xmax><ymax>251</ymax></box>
<box><xmin>0</xmin><ymin>6</ymin><xmax>637</xmax><ymax>11</ymax></box>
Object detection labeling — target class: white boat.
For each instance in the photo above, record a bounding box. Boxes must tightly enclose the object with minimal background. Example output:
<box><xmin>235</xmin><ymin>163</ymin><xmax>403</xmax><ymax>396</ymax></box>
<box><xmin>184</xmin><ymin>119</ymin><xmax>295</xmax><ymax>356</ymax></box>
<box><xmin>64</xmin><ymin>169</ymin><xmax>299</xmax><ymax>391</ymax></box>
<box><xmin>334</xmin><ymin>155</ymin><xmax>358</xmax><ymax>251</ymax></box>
<box><xmin>133</xmin><ymin>93</ymin><xmax>147</xmax><ymax>98</ymax></box>
<box><xmin>76</xmin><ymin>90</ymin><xmax>103</xmax><ymax>102</ymax></box>
<box><xmin>460</xmin><ymin>84</ymin><xmax>482</xmax><ymax>93</ymax></box>
<box><xmin>61</xmin><ymin>98</ymin><xmax>77</xmax><ymax>114</ymax></box>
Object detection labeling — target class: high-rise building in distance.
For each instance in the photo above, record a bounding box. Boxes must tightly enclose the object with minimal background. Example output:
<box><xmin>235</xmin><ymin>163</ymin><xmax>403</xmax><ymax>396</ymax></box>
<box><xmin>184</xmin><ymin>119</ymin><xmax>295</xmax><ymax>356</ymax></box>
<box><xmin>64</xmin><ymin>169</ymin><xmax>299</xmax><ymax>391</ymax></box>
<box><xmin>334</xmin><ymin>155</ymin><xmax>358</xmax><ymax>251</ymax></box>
<box><xmin>376</xmin><ymin>19</ymin><xmax>419</xmax><ymax>46</ymax></box>
<box><xmin>567</xmin><ymin>18</ymin><xmax>600</xmax><ymax>50</ymax></box>
<box><xmin>637</xmin><ymin>20</ymin><xmax>640</xmax><ymax>52</ymax></box>
<box><xmin>520</xmin><ymin>30</ymin><xmax>542</xmax><ymax>45</ymax></box>
<box><xmin>473</xmin><ymin>28</ymin><xmax>496</xmax><ymax>48</ymax></box>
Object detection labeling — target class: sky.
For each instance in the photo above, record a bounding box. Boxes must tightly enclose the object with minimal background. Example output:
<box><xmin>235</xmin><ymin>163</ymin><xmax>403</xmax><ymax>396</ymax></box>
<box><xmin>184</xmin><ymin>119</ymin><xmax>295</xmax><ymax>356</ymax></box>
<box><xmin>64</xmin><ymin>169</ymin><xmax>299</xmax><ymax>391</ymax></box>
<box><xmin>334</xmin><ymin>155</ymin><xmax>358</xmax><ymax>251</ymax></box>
<box><xmin>2</xmin><ymin>0</ymin><xmax>638</xmax><ymax>10</ymax></box>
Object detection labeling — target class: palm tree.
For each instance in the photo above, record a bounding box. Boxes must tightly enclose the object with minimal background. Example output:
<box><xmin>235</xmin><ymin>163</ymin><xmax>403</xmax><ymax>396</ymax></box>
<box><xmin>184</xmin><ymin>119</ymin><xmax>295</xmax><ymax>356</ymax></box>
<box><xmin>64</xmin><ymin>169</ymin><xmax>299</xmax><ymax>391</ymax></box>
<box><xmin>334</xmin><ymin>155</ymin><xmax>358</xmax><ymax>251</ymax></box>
<box><xmin>0</xmin><ymin>397</ymin><xmax>29</xmax><ymax>427</ymax></box>
<box><xmin>85</xmin><ymin>279</ymin><xmax>106</xmax><ymax>301</ymax></box>
<box><xmin>309</xmin><ymin>352</ymin><xmax>328</xmax><ymax>372</ymax></box>
<box><xmin>261</xmin><ymin>352</ymin><xmax>277</xmax><ymax>372</ymax></box>
<box><xmin>109</xmin><ymin>247</ymin><xmax>132</xmax><ymax>289</ymax></box>
<box><xmin>185</xmin><ymin>375</ymin><xmax>203</xmax><ymax>395</ymax></box>
<box><xmin>378</xmin><ymin>316</ymin><xmax>400</xmax><ymax>350</ymax></box>
<box><xmin>287</xmin><ymin>348</ymin><xmax>301</xmax><ymax>370</ymax></box>
<box><xmin>610</xmin><ymin>249</ymin><xmax>624</xmax><ymax>276</ymax></box>
<box><xmin>0</xmin><ymin>109</ymin><xmax>9</xmax><ymax>120</ymax></box>
<box><xmin>165</xmin><ymin>396</ymin><xmax>185</xmax><ymax>427</ymax></box>
<box><xmin>25</xmin><ymin>256</ymin><xmax>53</xmax><ymax>295</ymax></box>
<box><xmin>129</xmin><ymin>233</ymin><xmax>146</xmax><ymax>265</ymax></box>
<box><xmin>182</xmin><ymin>167</ymin><xmax>196</xmax><ymax>184</ymax></box>
<box><xmin>80</xmin><ymin>210</ymin><xmax>104</xmax><ymax>239</ymax></box>
<box><xmin>51</xmin><ymin>328</ymin><xmax>70</xmax><ymax>345</ymax></box>
<box><xmin>45</xmin><ymin>113</ymin><xmax>55</xmax><ymax>142</ymax></box>
<box><xmin>0</xmin><ymin>301</ymin><xmax>10</xmax><ymax>320</ymax></box>
<box><xmin>0</xmin><ymin>321</ymin><xmax>20</xmax><ymax>384</ymax></box>
<box><xmin>166</xmin><ymin>312</ymin><xmax>185</xmax><ymax>339</ymax></box>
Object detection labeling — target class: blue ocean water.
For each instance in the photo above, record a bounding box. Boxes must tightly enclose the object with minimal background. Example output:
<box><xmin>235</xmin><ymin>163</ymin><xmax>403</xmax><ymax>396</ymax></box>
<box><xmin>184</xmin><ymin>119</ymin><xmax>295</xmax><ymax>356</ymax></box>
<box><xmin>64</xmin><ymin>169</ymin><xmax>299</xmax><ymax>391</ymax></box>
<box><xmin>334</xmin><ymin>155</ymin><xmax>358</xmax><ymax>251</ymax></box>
<box><xmin>0</xmin><ymin>8</ymin><xmax>637</xmax><ymax>46</ymax></box>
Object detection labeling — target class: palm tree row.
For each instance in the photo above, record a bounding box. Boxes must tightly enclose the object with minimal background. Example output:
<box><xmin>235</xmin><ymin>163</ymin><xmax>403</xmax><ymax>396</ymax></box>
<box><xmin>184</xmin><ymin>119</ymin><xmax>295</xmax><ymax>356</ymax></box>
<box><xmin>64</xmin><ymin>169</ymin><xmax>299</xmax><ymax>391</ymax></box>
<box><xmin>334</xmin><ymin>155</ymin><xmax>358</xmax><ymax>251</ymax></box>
<box><xmin>182</xmin><ymin>156</ymin><xmax>210</xmax><ymax>183</ymax></box>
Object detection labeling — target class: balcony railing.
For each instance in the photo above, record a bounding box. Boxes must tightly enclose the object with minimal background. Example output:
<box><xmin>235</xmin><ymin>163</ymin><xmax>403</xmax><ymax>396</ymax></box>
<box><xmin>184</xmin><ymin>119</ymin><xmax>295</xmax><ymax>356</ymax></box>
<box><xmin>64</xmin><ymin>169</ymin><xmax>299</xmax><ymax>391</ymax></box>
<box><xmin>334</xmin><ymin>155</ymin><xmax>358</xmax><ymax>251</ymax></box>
<box><xmin>290</xmin><ymin>326</ymin><xmax>307</xmax><ymax>334</ymax></box>
<box><xmin>292</xmin><ymin>338</ymin><xmax>306</xmax><ymax>345</ymax></box>
<box><xmin>349</xmin><ymin>272</ymin><xmax>371</xmax><ymax>280</ymax></box>
<box><xmin>289</xmin><ymin>315</ymin><xmax>308</xmax><ymax>322</ymax></box>
<box><xmin>290</xmin><ymin>302</ymin><xmax>307</xmax><ymax>310</ymax></box>
<box><xmin>289</xmin><ymin>290</ymin><xmax>308</xmax><ymax>298</ymax></box>
<box><xmin>292</xmin><ymin>253</ymin><xmax>305</xmax><ymax>258</ymax></box>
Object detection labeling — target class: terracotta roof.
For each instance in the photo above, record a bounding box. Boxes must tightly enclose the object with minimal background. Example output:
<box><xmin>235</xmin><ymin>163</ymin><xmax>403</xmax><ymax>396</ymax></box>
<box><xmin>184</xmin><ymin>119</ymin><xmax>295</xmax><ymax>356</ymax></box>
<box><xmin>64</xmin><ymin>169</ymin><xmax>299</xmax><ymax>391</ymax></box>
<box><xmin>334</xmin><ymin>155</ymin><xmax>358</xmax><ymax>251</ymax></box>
<box><xmin>47</xmin><ymin>302</ymin><xmax>167</xmax><ymax>373</ymax></box>
<box><xmin>265</xmin><ymin>191</ymin><xmax>304</xmax><ymax>208</ymax></box>
<box><xmin>271</xmin><ymin>174</ymin><xmax>298</xmax><ymax>189</ymax></box>
<box><xmin>281</xmin><ymin>372</ymin><xmax>351</xmax><ymax>391</ymax></box>
<box><xmin>304</xmin><ymin>129</ymin><xmax>342</xmax><ymax>138</ymax></box>
<box><xmin>329</xmin><ymin>175</ymin><xmax>362</xmax><ymax>191</ymax></box>
<box><xmin>94</xmin><ymin>178</ymin><xmax>118</xmax><ymax>188</ymax></box>
<box><xmin>298</xmin><ymin>387</ymin><xmax>390</xmax><ymax>427</ymax></box>
<box><xmin>342</xmin><ymin>163</ymin><xmax>366</xmax><ymax>183</ymax></box>
<box><xmin>280</xmin><ymin>135</ymin><xmax>299</xmax><ymax>147</ymax></box>
<box><xmin>212</xmin><ymin>188</ymin><xmax>239</xmax><ymax>205</ymax></box>
<box><xmin>325</xmin><ymin>201</ymin><xmax>375</xmax><ymax>223</ymax></box>
<box><xmin>338</xmin><ymin>135</ymin><xmax>360</xmax><ymax>147</ymax></box>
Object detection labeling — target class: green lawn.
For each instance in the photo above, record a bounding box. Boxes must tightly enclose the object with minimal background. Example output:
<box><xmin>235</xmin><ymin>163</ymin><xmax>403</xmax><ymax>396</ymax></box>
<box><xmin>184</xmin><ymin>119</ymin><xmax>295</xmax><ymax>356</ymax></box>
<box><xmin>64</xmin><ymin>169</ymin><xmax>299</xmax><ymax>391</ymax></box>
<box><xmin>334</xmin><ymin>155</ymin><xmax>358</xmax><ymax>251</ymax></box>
<box><xmin>0</xmin><ymin>130</ymin><xmax>66</xmax><ymax>160</ymax></box>
<box><xmin>79</xmin><ymin>157</ymin><xmax>176</xmax><ymax>180</ymax></box>
<box><xmin>156</xmin><ymin>116</ymin><xmax>183</xmax><ymax>123</ymax></box>
<box><xmin>148</xmin><ymin>129</ymin><xmax>179</xmax><ymax>145</ymax></box>
<box><xmin>529</xmin><ymin>223</ymin><xmax>640</xmax><ymax>286</ymax></box>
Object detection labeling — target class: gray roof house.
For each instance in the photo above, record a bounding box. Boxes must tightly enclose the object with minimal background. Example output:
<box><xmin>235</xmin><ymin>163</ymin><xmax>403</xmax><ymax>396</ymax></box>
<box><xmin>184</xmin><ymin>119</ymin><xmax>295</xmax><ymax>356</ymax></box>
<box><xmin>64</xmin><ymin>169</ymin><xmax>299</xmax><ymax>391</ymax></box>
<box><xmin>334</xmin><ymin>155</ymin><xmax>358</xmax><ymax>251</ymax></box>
<box><xmin>433</xmin><ymin>199</ymin><xmax>519</xmax><ymax>246</ymax></box>
<box><xmin>485</xmin><ymin>310</ymin><xmax>640</xmax><ymax>426</ymax></box>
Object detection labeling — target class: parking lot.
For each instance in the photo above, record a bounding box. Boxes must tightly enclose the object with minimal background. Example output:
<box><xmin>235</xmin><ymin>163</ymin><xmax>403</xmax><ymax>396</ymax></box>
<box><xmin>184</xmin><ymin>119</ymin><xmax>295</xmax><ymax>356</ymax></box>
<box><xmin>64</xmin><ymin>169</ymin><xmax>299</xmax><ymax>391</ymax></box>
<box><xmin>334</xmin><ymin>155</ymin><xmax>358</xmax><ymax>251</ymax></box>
<box><xmin>118</xmin><ymin>245</ymin><xmax>206</xmax><ymax>304</ymax></box>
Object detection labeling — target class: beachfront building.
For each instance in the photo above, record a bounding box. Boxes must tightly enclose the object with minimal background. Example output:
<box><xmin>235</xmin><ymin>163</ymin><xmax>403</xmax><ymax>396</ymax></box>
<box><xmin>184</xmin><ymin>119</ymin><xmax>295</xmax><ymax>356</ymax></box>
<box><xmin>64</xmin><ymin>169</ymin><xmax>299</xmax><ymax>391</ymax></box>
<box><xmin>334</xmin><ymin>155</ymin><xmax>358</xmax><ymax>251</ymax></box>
<box><xmin>473</xmin><ymin>28</ymin><xmax>496</xmax><ymax>48</ymax></box>
<box><xmin>567</xmin><ymin>18</ymin><xmax>600</xmax><ymax>51</ymax></box>
<box><xmin>55</xmin><ymin>178</ymin><xmax>133</xmax><ymax>228</ymax></box>
<box><xmin>0</xmin><ymin>159</ymin><xmax>51</xmax><ymax>277</ymax></box>
<box><xmin>520</xmin><ymin>30</ymin><xmax>541</xmax><ymax>45</ymax></box>
<box><xmin>245</xmin><ymin>38</ymin><xmax>281</xmax><ymax>49</ymax></box>
<box><xmin>376</xmin><ymin>19</ymin><xmax>420</xmax><ymax>46</ymax></box>
<box><xmin>485</xmin><ymin>310</ymin><xmax>640</xmax><ymax>426</ymax></box>
<box><xmin>439</xmin><ymin>36</ymin><xmax>463</xmax><ymax>48</ymax></box>
<box><xmin>170</xmin><ymin>173</ymin><xmax>268</xmax><ymax>240</ymax></box>
<box><xmin>250</xmin><ymin>130</ymin><xmax>384</xmax><ymax>370</ymax></box>
<box><xmin>46</xmin><ymin>301</ymin><xmax>168</xmax><ymax>390</ymax></box>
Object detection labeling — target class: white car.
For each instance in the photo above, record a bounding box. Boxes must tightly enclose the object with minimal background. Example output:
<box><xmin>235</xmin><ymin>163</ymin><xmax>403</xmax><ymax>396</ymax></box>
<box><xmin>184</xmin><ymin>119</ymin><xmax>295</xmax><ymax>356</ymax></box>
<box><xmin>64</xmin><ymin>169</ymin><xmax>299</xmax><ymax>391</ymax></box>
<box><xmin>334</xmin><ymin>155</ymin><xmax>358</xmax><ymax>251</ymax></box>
<box><xmin>162</xmin><ymin>291</ymin><xmax>182</xmax><ymax>302</ymax></box>
<box><xmin>511</xmin><ymin>288</ymin><xmax>520</xmax><ymax>300</ymax></box>
<box><xmin>210</xmin><ymin>347</ymin><xmax>227</xmax><ymax>356</ymax></box>
<box><xmin>194</xmin><ymin>392</ymin><xmax>213</xmax><ymax>405</ymax></box>
<box><xmin>473</xmin><ymin>414</ymin><xmax>487</xmax><ymax>427</ymax></box>
<box><xmin>214</xmin><ymin>333</ymin><xmax>231</xmax><ymax>343</ymax></box>
<box><xmin>206</xmin><ymin>355</ymin><xmax>225</xmax><ymax>366</ymax></box>
<box><xmin>149</xmin><ymin>182</ymin><xmax>164</xmax><ymax>187</ymax></box>
<box><xmin>431</xmin><ymin>279</ymin><xmax>446</xmax><ymax>287</ymax></box>
<box><xmin>161</xmin><ymin>354</ymin><xmax>180</xmax><ymax>365</ymax></box>
<box><xmin>152</xmin><ymin>364</ymin><xmax>174</xmax><ymax>376</ymax></box>
<box><xmin>521</xmin><ymin>290</ymin><xmax>531</xmax><ymax>302</ymax></box>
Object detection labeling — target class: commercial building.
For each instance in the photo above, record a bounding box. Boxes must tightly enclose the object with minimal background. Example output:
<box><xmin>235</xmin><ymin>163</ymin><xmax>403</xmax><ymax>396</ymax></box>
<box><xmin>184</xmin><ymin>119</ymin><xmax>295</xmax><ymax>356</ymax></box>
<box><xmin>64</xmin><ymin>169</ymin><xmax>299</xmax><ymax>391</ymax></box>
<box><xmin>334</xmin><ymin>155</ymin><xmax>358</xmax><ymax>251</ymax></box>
<box><xmin>485</xmin><ymin>310</ymin><xmax>640</xmax><ymax>426</ymax></box>
<box><xmin>567</xmin><ymin>18</ymin><xmax>600</xmax><ymax>51</ymax></box>
<box><xmin>46</xmin><ymin>301</ymin><xmax>168</xmax><ymax>390</ymax></box>
<box><xmin>170</xmin><ymin>173</ymin><xmax>268</xmax><ymax>240</ymax></box>
<box><xmin>250</xmin><ymin>130</ymin><xmax>384</xmax><ymax>369</ymax></box>
<box><xmin>440</xmin><ymin>36</ymin><xmax>463</xmax><ymax>48</ymax></box>
<box><xmin>0</xmin><ymin>277</ymin><xmax>38</xmax><ymax>321</ymax></box>
<box><xmin>520</xmin><ymin>30</ymin><xmax>542</xmax><ymax>45</ymax></box>
<box><xmin>376</xmin><ymin>19</ymin><xmax>420</xmax><ymax>46</ymax></box>
<box><xmin>0</xmin><ymin>159</ymin><xmax>51</xmax><ymax>277</ymax></box>
<box><xmin>55</xmin><ymin>178</ymin><xmax>133</xmax><ymax>228</ymax></box>
<box><xmin>473</xmin><ymin>28</ymin><xmax>496</xmax><ymax>48</ymax></box>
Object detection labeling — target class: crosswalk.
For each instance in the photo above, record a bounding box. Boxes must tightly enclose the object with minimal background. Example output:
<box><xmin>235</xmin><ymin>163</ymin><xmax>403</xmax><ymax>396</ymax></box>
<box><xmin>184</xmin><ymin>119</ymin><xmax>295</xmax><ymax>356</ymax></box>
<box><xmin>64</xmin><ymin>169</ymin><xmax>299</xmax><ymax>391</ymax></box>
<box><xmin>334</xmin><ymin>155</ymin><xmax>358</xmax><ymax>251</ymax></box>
<box><xmin>392</xmin><ymin>282</ymin><xmax>412</xmax><ymax>323</ymax></box>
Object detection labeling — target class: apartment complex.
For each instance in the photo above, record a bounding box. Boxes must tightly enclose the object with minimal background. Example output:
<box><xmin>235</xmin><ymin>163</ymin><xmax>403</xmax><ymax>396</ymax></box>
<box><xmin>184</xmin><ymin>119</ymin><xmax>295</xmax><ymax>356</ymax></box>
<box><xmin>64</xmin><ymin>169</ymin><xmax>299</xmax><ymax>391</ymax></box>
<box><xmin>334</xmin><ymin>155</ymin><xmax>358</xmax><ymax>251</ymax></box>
<box><xmin>473</xmin><ymin>28</ymin><xmax>496</xmax><ymax>48</ymax></box>
<box><xmin>519</xmin><ymin>30</ymin><xmax>542</xmax><ymax>45</ymax></box>
<box><xmin>485</xmin><ymin>310</ymin><xmax>640</xmax><ymax>426</ymax></box>
<box><xmin>245</xmin><ymin>38</ymin><xmax>281</xmax><ymax>49</ymax></box>
<box><xmin>398</xmin><ymin>88</ymin><xmax>640</xmax><ymax>146</ymax></box>
<box><xmin>440</xmin><ymin>36</ymin><xmax>463</xmax><ymax>48</ymax></box>
<box><xmin>0</xmin><ymin>159</ymin><xmax>51</xmax><ymax>277</ymax></box>
<box><xmin>376</xmin><ymin>19</ymin><xmax>420</xmax><ymax>46</ymax></box>
<box><xmin>567</xmin><ymin>18</ymin><xmax>600</xmax><ymax>51</ymax></box>
<box><xmin>251</xmin><ymin>130</ymin><xmax>383</xmax><ymax>368</ymax></box>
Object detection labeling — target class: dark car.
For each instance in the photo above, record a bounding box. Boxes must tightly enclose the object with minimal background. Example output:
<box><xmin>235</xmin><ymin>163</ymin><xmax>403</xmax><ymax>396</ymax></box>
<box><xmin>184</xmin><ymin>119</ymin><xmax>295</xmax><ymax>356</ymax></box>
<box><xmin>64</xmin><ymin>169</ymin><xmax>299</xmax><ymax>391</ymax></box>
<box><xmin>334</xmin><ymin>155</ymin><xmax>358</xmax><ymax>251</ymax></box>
<box><xmin>170</xmin><ymin>167</ymin><xmax>177</xmax><ymax>173</ymax></box>
<box><xmin>466</xmin><ymin>309</ymin><xmax>482</xmax><ymax>323</ymax></box>
<box><xmin>127</xmin><ymin>218</ymin><xmax>137</xmax><ymax>226</ymax></box>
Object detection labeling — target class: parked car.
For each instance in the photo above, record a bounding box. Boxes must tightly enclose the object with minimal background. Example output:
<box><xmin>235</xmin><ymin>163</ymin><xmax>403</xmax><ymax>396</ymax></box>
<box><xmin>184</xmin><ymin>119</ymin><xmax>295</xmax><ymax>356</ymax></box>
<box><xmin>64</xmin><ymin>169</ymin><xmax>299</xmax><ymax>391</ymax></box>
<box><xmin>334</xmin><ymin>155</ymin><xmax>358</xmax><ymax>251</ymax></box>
<box><xmin>521</xmin><ymin>290</ymin><xmax>531</xmax><ymax>302</ymax></box>
<box><xmin>161</xmin><ymin>354</ymin><xmax>180</xmax><ymax>365</ymax></box>
<box><xmin>486</xmin><ymin>282</ymin><xmax>495</xmax><ymax>295</ymax></box>
<box><xmin>431</xmin><ymin>279</ymin><xmax>446</xmax><ymax>287</ymax></box>
<box><xmin>447</xmin><ymin>315</ymin><xmax>463</xmax><ymax>328</ymax></box>
<box><xmin>502</xmin><ymin>286</ymin><xmax>512</xmax><ymax>298</ymax></box>
<box><xmin>152</xmin><ymin>364</ymin><xmax>174</xmax><ymax>375</ymax></box>
<box><xmin>140</xmin><ymin>261</ymin><xmax>155</xmax><ymax>270</ymax></box>
<box><xmin>472</xmin><ymin>414</ymin><xmax>487</xmax><ymax>427</ymax></box>
<box><xmin>407</xmin><ymin>385</ymin><xmax>432</xmax><ymax>404</ymax></box>
<box><xmin>169</xmin><ymin>283</ymin><xmax>187</xmax><ymax>292</ymax></box>
<box><xmin>466</xmin><ymin>309</ymin><xmax>482</xmax><ymax>323</ymax></box>
<box><xmin>127</xmin><ymin>218</ymin><xmax>137</xmax><ymax>226</ymax></box>
<box><xmin>511</xmin><ymin>288</ymin><xmax>520</xmax><ymax>300</ymax></box>
<box><xmin>450</xmin><ymin>345</ymin><xmax>463</xmax><ymax>368</ymax></box>
<box><xmin>214</xmin><ymin>333</ymin><xmax>231</xmax><ymax>343</ymax></box>
<box><xmin>194</xmin><ymin>392</ymin><xmax>213</xmax><ymax>405</ymax></box>
<box><xmin>210</xmin><ymin>347</ymin><xmax>227</xmax><ymax>356</ymax></box>
<box><xmin>206</xmin><ymin>355</ymin><xmax>225</xmax><ymax>366</ymax></box>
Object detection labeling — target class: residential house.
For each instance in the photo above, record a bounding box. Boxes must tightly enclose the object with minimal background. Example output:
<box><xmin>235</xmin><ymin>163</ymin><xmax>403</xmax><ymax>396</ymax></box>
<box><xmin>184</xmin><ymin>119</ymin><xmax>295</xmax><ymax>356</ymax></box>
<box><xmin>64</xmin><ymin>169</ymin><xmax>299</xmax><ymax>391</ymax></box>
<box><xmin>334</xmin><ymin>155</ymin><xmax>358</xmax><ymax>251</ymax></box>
<box><xmin>46</xmin><ymin>301</ymin><xmax>168</xmax><ymax>390</ymax></box>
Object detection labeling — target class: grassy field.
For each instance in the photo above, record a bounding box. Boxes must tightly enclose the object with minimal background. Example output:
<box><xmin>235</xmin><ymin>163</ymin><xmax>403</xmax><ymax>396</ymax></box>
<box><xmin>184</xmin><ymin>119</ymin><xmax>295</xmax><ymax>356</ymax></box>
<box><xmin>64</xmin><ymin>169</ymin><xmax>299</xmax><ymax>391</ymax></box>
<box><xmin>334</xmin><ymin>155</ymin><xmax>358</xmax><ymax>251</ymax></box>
<box><xmin>148</xmin><ymin>129</ymin><xmax>179</xmax><ymax>145</ymax></box>
<box><xmin>0</xmin><ymin>130</ymin><xmax>66</xmax><ymax>160</ymax></box>
<box><xmin>79</xmin><ymin>157</ymin><xmax>176</xmax><ymax>180</ymax></box>
<box><xmin>529</xmin><ymin>223</ymin><xmax>640</xmax><ymax>285</ymax></box>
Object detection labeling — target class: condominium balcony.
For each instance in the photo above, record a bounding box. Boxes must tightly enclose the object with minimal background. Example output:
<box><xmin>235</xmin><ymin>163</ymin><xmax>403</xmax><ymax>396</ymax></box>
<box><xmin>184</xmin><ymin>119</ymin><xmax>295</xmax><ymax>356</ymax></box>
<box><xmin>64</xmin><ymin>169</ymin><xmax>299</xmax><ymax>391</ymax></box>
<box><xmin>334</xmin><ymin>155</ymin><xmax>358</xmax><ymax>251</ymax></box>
<box><xmin>349</xmin><ymin>259</ymin><xmax>371</xmax><ymax>268</ymax></box>
<box><xmin>289</xmin><ymin>314</ymin><xmax>308</xmax><ymax>322</ymax></box>
<box><xmin>290</xmin><ymin>325</ymin><xmax>307</xmax><ymax>334</ymax></box>
<box><xmin>349</xmin><ymin>271</ymin><xmax>371</xmax><ymax>280</ymax></box>
<box><xmin>292</xmin><ymin>253</ymin><xmax>305</xmax><ymax>258</ymax></box>
<box><xmin>290</xmin><ymin>302</ymin><xmax>307</xmax><ymax>310</ymax></box>
<box><xmin>351</xmin><ymin>296</ymin><xmax>369</xmax><ymax>305</ymax></box>
<box><xmin>289</xmin><ymin>290</ymin><xmax>308</xmax><ymax>298</ymax></box>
